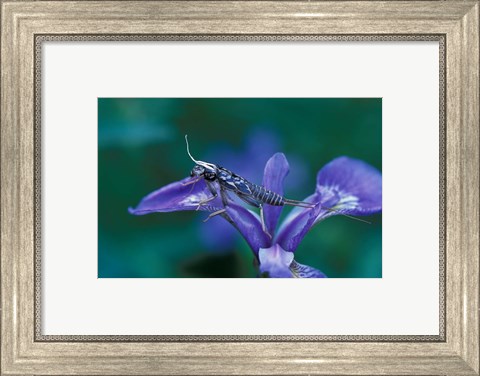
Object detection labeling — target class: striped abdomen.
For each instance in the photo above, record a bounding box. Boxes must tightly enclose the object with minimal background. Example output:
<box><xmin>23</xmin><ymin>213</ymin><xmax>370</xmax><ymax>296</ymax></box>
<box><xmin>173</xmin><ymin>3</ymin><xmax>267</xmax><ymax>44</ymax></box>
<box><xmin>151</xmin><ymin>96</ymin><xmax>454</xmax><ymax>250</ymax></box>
<box><xmin>250</xmin><ymin>184</ymin><xmax>285</xmax><ymax>206</ymax></box>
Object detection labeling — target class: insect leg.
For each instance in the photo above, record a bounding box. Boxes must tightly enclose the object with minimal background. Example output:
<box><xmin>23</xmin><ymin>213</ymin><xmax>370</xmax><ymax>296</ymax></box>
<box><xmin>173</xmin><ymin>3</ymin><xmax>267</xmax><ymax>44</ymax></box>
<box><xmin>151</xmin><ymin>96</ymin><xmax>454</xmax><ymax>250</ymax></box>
<box><xmin>258</xmin><ymin>204</ymin><xmax>272</xmax><ymax>239</ymax></box>
<box><xmin>219</xmin><ymin>185</ymin><xmax>236</xmax><ymax>207</ymax></box>
<box><xmin>201</xmin><ymin>186</ymin><xmax>238</xmax><ymax>223</ymax></box>
<box><xmin>203</xmin><ymin>208</ymin><xmax>227</xmax><ymax>222</ymax></box>
<box><xmin>235</xmin><ymin>193</ymin><xmax>271</xmax><ymax>238</ymax></box>
<box><xmin>196</xmin><ymin>181</ymin><xmax>219</xmax><ymax>211</ymax></box>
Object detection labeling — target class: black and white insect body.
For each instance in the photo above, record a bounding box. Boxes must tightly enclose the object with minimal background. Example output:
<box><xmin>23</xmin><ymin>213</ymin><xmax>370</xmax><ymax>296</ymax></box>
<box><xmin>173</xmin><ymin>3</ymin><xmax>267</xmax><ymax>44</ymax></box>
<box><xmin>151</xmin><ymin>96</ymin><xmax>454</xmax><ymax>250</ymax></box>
<box><xmin>184</xmin><ymin>135</ymin><xmax>314</xmax><ymax>236</ymax></box>
<box><xmin>215</xmin><ymin>167</ymin><xmax>313</xmax><ymax>209</ymax></box>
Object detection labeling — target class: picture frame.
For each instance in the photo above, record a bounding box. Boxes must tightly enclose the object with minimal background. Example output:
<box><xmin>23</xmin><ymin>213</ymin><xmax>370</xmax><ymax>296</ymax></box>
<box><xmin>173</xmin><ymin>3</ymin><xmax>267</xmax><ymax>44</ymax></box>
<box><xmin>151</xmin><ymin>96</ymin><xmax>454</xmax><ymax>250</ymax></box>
<box><xmin>1</xmin><ymin>1</ymin><xmax>478</xmax><ymax>375</ymax></box>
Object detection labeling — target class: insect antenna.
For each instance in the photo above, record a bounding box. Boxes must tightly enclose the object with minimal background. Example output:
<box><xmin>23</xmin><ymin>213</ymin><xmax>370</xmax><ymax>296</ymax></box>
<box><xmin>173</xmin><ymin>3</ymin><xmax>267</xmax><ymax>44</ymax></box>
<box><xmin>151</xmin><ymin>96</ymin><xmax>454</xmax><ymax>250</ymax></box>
<box><xmin>284</xmin><ymin>198</ymin><xmax>371</xmax><ymax>225</ymax></box>
<box><xmin>184</xmin><ymin>135</ymin><xmax>216</xmax><ymax>170</ymax></box>
<box><xmin>323</xmin><ymin>209</ymin><xmax>371</xmax><ymax>225</ymax></box>
<box><xmin>283</xmin><ymin>198</ymin><xmax>315</xmax><ymax>208</ymax></box>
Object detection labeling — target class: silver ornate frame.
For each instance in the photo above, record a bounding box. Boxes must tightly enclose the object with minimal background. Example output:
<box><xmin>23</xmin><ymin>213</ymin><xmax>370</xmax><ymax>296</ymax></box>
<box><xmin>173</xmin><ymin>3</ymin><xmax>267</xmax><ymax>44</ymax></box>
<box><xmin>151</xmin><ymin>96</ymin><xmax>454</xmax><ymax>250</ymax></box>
<box><xmin>2</xmin><ymin>2</ymin><xmax>478</xmax><ymax>375</ymax></box>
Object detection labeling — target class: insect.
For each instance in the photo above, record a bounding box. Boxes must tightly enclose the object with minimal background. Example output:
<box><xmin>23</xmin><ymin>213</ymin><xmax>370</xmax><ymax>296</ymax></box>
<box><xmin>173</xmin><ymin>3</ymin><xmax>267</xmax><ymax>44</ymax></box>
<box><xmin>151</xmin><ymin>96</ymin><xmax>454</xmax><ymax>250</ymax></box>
<box><xmin>183</xmin><ymin>135</ymin><xmax>368</xmax><ymax>236</ymax></box>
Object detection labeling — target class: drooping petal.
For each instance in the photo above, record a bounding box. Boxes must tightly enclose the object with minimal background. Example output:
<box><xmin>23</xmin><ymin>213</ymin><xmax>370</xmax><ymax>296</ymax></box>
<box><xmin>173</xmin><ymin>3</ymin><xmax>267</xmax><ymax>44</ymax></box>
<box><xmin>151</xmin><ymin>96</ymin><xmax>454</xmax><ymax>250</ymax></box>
<box><xmin>128</xmin><ymin>177</ymin><xmax>223</xmax><ymax>215</ymax></box>
<box><xmin>316</xmin><ymin>157</ymin><xmax>382</xmax><ymax>215</ymax></box>
<box><xmin>290</xmin><ymin>260</ymin><xmax>327</xmax><ymax>278</ymax></box>
<box><xmin>225</xmin><ymin>202</ymin><xmax>271</xmax><ymax>256</ymax></box>
<box><xmin>276</xmin><ymin>193</ymin><xmax>316</xmax><ymax>232</ymax></box>
<box><xmin>258</xmin><ymin>244</ymin><xmax>294</xmax><ymax>278</ymax></box>
<box><xmin>275</xmin><ymin>199</ymin><xmax>332</xmax><ymax>253</ymax></box>
<box><xmin>262</xmin><ymin>153</ymin><xmax>289</xmax><ymax>235</ymax></box>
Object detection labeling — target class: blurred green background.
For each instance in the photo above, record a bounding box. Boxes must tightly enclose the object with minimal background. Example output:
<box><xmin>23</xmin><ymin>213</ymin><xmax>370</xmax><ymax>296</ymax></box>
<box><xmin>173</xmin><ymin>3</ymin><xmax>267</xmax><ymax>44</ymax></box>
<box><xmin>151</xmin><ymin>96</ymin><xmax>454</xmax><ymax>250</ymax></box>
<box><xmin>98</xmin><ymin>98</ymin><xmax>382</xmax><ymax>278</ymax></box>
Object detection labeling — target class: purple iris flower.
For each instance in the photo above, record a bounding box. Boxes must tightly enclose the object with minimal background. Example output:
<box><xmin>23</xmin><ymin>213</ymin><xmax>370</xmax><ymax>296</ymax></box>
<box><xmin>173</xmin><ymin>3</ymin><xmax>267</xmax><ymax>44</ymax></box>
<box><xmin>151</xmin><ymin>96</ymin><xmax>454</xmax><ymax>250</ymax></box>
<box><xmin>129</xmin><ymin>154</ymin><xmax>382</xmax><ymax>278</ymax></box>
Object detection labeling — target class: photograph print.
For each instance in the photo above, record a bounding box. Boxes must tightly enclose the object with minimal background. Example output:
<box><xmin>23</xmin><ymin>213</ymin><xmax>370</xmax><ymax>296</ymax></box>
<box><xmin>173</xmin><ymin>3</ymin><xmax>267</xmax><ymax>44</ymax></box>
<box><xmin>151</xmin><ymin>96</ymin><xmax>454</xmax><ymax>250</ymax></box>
<box><xmin>98</xmin><ymin>98</ymin><xmax>382</xmax><ymax>278</ymax></box>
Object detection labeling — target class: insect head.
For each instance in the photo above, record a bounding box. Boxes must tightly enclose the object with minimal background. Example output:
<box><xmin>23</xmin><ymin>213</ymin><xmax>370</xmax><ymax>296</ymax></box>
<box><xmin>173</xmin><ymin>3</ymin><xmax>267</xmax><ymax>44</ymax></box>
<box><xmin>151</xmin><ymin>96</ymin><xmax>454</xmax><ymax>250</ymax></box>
<box><xmin>185</xmin><ymin>135</ymin><xmax>217</xmax><ymax>181</ymax></box>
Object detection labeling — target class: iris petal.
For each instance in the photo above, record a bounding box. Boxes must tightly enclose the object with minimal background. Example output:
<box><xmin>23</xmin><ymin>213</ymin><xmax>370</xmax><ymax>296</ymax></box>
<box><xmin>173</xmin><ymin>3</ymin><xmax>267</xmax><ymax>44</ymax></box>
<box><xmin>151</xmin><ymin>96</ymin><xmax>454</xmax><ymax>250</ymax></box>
<box><xmin>128</xmin><ymin>177</ymin><xmax>223</xmax><ymax>215</ymax></box>
<box><xmin>275</xmin><ymin>201</ymin><xmax>327</xmax><ymax>253</ymax></box>
<box><xmin>316</xmin><ymin>156</ymin><xmax>382</xmax><ymax>215</ymax></box>
<box><xmin>225</xmin><ymin>203</ymin><xmax>271</xmax><ymax>256</ymax></box>
<box><xmin>258</xmin><ymin>244</ymin><xmax>294</xmax><ymax>278</ymax></box>
<box><xmin>262</xmin><ymin>153</ymin><xmax>290</xmax><ymax>235</ymax></box>
<box><xmin>290</xmin><ymin>260</ymin><xmax>327</xmax><ymax>278</ymax></box>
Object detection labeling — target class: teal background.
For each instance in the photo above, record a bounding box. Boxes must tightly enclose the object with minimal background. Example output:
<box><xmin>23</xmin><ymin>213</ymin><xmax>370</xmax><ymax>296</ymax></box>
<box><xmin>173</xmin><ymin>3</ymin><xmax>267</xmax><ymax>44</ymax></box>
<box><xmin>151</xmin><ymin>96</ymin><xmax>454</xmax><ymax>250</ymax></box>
<box><xmin>98</xmin><ymin>98</ymin><xmax>382</xmax><ymax>278</ymax></box>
